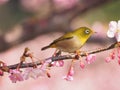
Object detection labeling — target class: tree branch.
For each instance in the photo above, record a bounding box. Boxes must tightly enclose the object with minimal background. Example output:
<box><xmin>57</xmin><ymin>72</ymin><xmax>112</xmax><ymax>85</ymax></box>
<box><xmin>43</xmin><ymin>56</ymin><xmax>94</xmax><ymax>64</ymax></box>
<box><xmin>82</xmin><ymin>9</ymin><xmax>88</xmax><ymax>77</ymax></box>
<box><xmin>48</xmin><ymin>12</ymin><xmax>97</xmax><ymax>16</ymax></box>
<box><xmin>0</xmin><ymin>42</ymin><xmax>118</xmax><ymax>71</ymax></box>
<box><xmin>52</xmin><ymin>42</ymin><xmax>118</xmax><ymax>61</ymax></box>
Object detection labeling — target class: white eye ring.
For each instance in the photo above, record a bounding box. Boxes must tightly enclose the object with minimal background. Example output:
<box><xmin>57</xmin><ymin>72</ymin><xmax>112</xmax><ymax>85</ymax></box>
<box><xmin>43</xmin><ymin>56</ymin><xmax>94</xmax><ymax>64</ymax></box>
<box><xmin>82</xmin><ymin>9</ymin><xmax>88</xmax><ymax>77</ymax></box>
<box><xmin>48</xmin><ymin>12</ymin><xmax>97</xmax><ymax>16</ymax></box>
<box><xmin>85</xmin><ymin>29</ymin><xmax>90</xmax><ymax>34</ymax></box>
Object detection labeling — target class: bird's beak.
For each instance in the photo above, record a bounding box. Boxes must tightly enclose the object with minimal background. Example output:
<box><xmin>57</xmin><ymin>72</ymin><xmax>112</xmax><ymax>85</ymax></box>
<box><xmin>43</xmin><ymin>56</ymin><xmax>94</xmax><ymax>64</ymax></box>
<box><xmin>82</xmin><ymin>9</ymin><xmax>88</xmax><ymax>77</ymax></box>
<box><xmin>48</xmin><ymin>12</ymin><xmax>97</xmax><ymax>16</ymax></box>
<box><xmin>93</xmin><ymin>31</ymin><xmax>97</xmax><ymax>34</ymax></box>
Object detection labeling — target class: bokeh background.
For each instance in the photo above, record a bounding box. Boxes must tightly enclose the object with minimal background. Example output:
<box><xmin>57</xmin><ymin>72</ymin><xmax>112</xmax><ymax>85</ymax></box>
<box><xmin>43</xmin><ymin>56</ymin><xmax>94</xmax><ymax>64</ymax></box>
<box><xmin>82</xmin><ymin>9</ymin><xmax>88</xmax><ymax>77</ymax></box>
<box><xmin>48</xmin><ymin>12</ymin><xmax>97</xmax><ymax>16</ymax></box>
<box><xmin>0</xmin><ymin>0</ymin><xmax>120</xmax><ymax>90</ymax></box>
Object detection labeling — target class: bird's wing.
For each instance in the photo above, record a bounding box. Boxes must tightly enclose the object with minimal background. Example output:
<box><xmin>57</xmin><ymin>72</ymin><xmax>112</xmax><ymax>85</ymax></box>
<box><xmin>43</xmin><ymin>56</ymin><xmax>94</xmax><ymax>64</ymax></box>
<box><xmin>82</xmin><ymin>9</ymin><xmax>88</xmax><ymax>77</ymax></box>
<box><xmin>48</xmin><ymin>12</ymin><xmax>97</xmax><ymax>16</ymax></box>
<box><xmin>41</xmin><ymin>33</ymin><xmax>74</xmax><ymax>50</ymax></box>
<box><xmin>50</xmin><ymin>33</ymin><xmax>74</xmax><ymax>46</ymax></box>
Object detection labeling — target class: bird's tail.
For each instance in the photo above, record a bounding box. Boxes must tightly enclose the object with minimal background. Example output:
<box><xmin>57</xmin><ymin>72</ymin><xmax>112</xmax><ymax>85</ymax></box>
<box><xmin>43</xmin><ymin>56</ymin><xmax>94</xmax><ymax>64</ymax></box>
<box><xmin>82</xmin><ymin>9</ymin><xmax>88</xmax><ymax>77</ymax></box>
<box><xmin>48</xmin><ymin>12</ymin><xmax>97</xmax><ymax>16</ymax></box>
<box><xmin>41</xmin><ymin>45</ymin><xmax>50</xmax><ymax>50</ymax></box>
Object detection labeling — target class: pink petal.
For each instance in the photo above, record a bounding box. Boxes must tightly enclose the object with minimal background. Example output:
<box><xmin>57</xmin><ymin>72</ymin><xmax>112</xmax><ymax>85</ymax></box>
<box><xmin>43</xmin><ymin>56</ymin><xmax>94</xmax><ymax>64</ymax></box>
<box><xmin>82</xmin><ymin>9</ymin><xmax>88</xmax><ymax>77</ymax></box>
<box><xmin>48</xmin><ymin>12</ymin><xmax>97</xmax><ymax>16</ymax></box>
<box><xmin>110</xmin><ymin>51</ymin><xmax>115</xmax><ymax>60</ymax></box>
<box><xmin>80</xmin><ymin>62</ymin><xmax>85</xmax><ymax>69</ymax></box>
<box><xmin>109</xmin><ymin>21</ymin><xmax>117</xmax><ymax>32</ymax></box>
<box><xmin>86</xmin><ymin>54</ymin><xmax>96</xmax><ymax>64</ymax></box>
<box><xmin>68</xmin><ymin>66</ymin><xmax>74</xmax><ymax>76</ymax></box>
<box><xmin>116</xmin><ymin>32</ymin><xmax>120</xmax><ymax>42</ymax></box>
<box><xmin>23</xmin><ymin>67</ymin><xmax>46</xmax><ymax>80</ymax></box>
<box><xmin>107</xmin><ymin>21</ymin><xmax>117</xmax><ymax>38</ymax></box>
<box><xmin>63</xmin><ymin>75</ymin><xmax>73</xmax><ymax>81</ymax></box>
<box><xmin>105</xmin><ymin>57</ymin><xmax>111</xmax><ymax>63</ymax></box>
<box><xmin>107</xmin><ymin>30</ymin><xmax>115</xmax><ymax>38</ymax></box>
<box><xmin>52</xmin><ymin>60</ymin><xmax>64</xmax><ymax>67</ymax></box>
<box><xmin>63</xmin><ymin>66</ymin><xmax>74</xmax><ymax>81</ymax></box>
<box><xmin>9</xmin><ymin>69</ymin><xmax>24</xmax><ymax>83</ymax></box>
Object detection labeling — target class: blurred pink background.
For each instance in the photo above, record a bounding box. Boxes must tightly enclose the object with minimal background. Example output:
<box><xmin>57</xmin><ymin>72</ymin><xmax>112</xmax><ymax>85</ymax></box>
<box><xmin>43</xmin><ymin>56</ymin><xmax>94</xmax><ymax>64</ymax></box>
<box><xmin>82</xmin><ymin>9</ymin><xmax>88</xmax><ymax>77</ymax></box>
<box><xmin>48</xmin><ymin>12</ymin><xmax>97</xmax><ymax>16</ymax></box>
<box><xmin>0</xmin><ymin>0</ymin><xmax>120</xmax><ymax>90</ymax></box>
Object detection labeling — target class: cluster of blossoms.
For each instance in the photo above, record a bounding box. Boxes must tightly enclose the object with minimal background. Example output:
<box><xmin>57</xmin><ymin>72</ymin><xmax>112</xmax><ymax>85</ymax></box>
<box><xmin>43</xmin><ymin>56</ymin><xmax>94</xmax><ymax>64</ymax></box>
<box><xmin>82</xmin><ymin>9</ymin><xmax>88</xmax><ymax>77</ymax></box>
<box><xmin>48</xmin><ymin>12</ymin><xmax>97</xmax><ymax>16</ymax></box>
<box><xmin>107</xmin><ymin>20</ymin><xmax>120</xmax><ymax>42</ymax></box>
<box><xmin>0</xmin><ymin>53</ymin><xmax>97</xmax><ymax>82</ymax></box>
<box><xmin>105</xmin><ymin>48</ymin><xmax>120</xmax><ymax>64</ymax></box>
<box><xmin>106</xmin><ymin>20</ymin><xmax>120</xmax><ymax>63</ymax></box>
<box><xmin>2</xmin><ymin>59</ymin><xmax>51</xmax><ymax>83</ymax></box>
<box><xmin>62</xmin><ymin>54</ymin><xmax>96</xmax><ymax>81</ymax></box>
<box><xmin>8</xmin><ymin>67</ymin><xmax>47</xmax><ymax>83</ymax></box>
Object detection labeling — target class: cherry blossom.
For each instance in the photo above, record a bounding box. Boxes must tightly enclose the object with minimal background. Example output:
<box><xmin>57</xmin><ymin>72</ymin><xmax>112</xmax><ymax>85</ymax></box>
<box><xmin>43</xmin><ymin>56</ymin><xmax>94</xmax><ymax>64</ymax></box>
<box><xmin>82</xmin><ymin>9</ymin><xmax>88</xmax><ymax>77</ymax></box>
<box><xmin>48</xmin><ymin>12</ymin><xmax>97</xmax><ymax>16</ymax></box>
<box><xmin>9</xmin><ymin>69</ymin><xmax>24</xmax><ymax>83</ymax></box>
<box><xmin>51</xmin><ymin>60</ymin><xmax>64</xmax><ymax>67</ymax></box>
<box><xmin>110</xmin><ymin>51</ymin><xmax>116</xmax><ymax>60</ymax></box>
<box><xmin>86</xmin><ymin>54</ymin><xmax>96</xmax><ymax>64</ymax></box>
<box><xmin>23</xmin><ymin>67</ymin><xmax>46</xmax><ymax>80</ymax></box>
<box><xmin>63</xmin><ymin>66</ymin><xmax>74</xmax><ymax>81</ymax></box>
<box><xmin>107</xmin><ymin>20</ymin><xmax>120</xmax><ymax>42</ymax></box>
<box><xmin>105</xmin><ymin>57</ymin><xmax>111</xmax><ymax>63</ymax></box>
<box><xmin>80</xmin><ymin>62</ymin><xmax>85</xmax><ymax>69</ymax></box>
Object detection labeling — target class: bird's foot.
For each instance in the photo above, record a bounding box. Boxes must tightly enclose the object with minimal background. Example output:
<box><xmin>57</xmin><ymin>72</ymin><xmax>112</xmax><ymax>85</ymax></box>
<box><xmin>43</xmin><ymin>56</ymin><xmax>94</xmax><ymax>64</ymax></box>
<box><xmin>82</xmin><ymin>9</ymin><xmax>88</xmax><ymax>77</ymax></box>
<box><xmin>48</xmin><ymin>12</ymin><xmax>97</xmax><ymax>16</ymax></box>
<box><xmin>52</xmin><ymin>49</ymin><xmax>61</xmax><ymax>57</ymax></box>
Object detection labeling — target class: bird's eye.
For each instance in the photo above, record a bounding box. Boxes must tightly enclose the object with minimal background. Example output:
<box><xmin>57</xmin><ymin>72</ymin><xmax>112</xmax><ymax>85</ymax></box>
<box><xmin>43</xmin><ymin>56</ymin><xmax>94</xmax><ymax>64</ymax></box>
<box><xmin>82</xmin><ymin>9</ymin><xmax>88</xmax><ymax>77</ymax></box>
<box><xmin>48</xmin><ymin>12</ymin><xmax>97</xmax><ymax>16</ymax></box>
<box><xmin>85</xmin><ymin>29</ymin><xmax>90</xmax><ymax>34</ymax></box>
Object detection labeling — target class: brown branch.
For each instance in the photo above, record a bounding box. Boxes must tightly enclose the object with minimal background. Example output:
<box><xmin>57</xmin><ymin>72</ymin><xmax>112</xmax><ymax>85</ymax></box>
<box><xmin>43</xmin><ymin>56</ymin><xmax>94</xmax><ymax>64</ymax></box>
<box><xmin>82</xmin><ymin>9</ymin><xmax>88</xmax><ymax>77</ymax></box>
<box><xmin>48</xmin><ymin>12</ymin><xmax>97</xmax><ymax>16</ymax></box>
<box><xmin>0</xmin><ymin>42</ymin><xmax>118</xmax><ymax>71</ymax></box>
<box><xmin>8</xmin><ymin>61</ymin><xmax>42</xmax><ymax>69</ymax></box>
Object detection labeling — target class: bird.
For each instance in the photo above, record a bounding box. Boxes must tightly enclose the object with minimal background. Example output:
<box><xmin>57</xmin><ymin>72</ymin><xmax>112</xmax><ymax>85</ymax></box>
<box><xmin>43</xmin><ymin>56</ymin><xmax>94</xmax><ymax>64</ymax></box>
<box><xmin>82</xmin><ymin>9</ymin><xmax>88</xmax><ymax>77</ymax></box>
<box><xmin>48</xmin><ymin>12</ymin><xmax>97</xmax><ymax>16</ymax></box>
<box><xmin>41</xmin><ymin>27</ymin><xmax>94</xmax><ymax>53</ymax></box>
